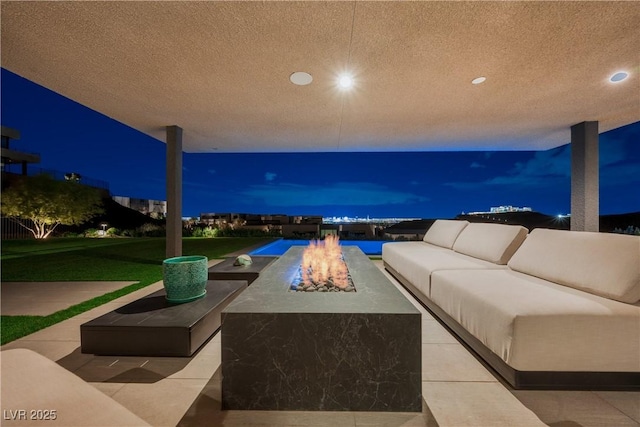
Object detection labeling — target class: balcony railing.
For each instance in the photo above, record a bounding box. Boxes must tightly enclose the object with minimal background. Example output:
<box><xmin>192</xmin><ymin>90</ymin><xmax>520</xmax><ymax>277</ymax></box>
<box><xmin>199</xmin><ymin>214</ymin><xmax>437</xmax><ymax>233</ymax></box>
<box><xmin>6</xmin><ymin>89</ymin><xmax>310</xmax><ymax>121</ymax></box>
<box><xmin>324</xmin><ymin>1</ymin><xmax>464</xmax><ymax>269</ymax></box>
<box><xmin>2</xmin><ymin>165</ymin><xmax>109</xmax><ymax>190</ymax></box>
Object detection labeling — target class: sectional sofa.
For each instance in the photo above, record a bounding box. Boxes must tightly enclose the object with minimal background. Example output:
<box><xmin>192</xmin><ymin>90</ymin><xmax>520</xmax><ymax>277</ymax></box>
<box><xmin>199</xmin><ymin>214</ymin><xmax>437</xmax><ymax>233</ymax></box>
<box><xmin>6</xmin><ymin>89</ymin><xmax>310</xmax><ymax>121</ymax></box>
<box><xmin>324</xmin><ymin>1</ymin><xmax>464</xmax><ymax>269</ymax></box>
<box><xmin>383</xmin><ymin>220</ymin><xmax>640</xmax><ymax>390</ymax></box>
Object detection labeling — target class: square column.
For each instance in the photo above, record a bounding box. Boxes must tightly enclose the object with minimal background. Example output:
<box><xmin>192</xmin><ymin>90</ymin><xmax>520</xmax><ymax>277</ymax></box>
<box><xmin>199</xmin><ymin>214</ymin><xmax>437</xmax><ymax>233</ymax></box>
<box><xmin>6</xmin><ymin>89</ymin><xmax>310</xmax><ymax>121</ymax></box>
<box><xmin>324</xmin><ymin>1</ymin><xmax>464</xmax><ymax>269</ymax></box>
<box><xmin>166</xmin><ymin>125</ymin><xmax>183</xmax><ymax>258</ymax></box>
<box><xmin>571</xmin><ymin>121</ymin><xmax>599</xmax><ymax>232</ymax></box>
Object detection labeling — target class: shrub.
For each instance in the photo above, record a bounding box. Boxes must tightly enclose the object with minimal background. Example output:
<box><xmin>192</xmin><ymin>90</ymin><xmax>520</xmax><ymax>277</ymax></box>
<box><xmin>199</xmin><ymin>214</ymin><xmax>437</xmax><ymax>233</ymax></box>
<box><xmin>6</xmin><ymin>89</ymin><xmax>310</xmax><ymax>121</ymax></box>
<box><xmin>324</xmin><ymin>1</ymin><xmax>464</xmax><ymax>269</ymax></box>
<box><xmin>216</xmin><ymin>228</ymin><xmax>280</xmax><ymax>238</ymax></box>
<box><xmin>134</xmin><ymin>223</ymin><xmax>165</xmax><ymax>237</ymax></box>
<box><xmin>613</xmin><ymin>226</ymin><xmax>640</xmax><ymax>236</ymax></box>
<box><xmin>106</xmin><ymin>227</ymin><xmax>119</xmax><ymax>237</ymax></box>
<box><xmin>84</xmin><ymin>228</ymin><xmax>100</xmax><ymax>237</ymax></box>
<box><xmin>190</xmin><ymin>227</ymin><xmax>219</xmax><ymax>238</ymax></box>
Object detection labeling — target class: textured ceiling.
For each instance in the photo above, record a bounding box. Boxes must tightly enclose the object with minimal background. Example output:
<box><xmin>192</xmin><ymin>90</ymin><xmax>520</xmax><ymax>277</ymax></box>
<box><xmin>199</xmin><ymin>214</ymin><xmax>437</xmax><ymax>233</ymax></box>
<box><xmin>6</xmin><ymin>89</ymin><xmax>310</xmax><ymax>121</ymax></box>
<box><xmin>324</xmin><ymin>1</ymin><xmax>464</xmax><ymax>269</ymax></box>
<box><xmin>2</xmin><ymin>1</ymin><xmax>639</xmax><ymax>153</ymax></box>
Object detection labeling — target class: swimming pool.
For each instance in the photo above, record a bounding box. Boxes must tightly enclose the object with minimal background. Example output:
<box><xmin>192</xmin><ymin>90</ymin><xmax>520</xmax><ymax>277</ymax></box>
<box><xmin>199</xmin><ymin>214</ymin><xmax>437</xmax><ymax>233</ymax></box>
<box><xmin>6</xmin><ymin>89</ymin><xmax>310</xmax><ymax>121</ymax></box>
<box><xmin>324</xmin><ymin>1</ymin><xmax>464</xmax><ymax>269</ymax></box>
<box><xmin>249</xmin><ymin>239</ymin><xmax>389</xmax><ymax>256</ymax></box>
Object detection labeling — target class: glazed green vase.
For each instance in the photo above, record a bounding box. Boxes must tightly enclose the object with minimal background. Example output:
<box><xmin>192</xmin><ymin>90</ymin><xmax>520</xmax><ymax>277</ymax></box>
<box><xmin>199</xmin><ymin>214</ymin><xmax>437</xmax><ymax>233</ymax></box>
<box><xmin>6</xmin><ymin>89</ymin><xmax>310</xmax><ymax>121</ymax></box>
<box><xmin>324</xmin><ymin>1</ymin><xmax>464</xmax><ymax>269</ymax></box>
<box><xmin>162</xmin><ymin>255</ymin><xmax>208</xmax><ymax>303</ymax></box>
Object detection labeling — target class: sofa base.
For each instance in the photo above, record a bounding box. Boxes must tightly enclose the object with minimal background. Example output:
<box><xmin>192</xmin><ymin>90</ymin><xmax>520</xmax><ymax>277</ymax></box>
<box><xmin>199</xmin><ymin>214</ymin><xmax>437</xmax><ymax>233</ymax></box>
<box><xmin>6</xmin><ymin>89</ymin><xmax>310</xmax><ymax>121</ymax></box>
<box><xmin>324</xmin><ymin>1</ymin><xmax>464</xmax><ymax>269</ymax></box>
<box><xmin>384</xmin><ymin>262</ymin><xmax>640</xmax><ymax>391</ymax></box>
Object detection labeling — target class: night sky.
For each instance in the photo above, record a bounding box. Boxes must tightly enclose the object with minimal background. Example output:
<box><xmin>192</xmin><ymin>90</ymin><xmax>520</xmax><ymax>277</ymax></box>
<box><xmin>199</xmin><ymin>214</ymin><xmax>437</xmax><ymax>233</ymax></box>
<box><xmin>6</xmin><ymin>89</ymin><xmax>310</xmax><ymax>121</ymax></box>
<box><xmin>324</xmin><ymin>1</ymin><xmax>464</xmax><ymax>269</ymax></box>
<box><xmin>2</xmin><ymin>68</ymin><xmax>639</xmax><ymax>219</ymax></box>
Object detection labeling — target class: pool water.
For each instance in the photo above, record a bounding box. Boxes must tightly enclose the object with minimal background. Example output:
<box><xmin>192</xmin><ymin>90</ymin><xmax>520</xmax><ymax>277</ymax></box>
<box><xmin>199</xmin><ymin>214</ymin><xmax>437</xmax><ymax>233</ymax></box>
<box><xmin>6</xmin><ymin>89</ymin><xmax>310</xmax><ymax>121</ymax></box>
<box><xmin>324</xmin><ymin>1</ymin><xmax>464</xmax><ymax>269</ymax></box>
<box><xmin>249</xmin><ymin>239</ymin><xmax>388</xmax><ymax>256</ymax></box>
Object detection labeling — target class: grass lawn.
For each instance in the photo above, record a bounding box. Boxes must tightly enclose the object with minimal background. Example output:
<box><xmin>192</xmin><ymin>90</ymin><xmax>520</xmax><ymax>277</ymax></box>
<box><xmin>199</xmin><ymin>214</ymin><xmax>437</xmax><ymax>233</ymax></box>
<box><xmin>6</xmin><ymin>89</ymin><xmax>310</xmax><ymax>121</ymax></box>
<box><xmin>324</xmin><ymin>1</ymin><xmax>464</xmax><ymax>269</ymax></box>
<box><xmin>0</xmin><ymin>237</ymin><xmax>272</xmax><ymax>345</ymax></box>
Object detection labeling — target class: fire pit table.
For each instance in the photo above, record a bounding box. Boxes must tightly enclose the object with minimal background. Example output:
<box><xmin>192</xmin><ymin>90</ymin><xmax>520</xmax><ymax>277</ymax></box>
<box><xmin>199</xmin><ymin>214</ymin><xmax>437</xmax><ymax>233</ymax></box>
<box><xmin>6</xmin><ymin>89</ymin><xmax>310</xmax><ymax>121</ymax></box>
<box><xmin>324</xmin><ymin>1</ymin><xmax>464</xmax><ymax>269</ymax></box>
<box><xmin>221</xmin><ymin>246</ymin><xmax>422</xmax><ymax>412</ymax></box>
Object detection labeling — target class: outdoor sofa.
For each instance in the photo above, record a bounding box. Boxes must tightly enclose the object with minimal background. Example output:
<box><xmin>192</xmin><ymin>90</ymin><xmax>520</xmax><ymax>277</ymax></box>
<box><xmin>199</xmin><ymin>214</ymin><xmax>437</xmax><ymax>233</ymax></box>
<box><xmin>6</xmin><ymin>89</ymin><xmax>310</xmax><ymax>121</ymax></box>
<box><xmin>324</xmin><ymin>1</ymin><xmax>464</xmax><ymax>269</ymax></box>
<box><xmin>383</xmin><ymin>219</ymin><xmax>640</xmax><ymax>390</ymax></box>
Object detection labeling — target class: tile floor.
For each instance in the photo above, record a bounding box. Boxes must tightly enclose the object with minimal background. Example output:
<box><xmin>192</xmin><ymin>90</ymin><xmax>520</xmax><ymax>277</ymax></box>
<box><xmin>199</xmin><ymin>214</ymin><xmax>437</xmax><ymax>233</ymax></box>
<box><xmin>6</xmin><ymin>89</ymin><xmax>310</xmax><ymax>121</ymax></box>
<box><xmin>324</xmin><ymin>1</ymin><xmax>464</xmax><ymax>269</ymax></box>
<box><xmin>1</xmin><ymin>260</ymin><xmax>638</xmax><ymax>426</ymax></box>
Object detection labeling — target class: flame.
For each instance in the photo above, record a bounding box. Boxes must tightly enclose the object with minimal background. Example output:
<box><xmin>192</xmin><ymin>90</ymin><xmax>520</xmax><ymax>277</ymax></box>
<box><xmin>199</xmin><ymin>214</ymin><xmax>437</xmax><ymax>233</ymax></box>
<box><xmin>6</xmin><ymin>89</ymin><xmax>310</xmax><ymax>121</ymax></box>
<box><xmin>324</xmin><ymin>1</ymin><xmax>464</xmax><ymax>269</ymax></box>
<box><xmin>300</xmin><ymin>235</ymin><xmax>349</xmax><ymax>289</ymax></box>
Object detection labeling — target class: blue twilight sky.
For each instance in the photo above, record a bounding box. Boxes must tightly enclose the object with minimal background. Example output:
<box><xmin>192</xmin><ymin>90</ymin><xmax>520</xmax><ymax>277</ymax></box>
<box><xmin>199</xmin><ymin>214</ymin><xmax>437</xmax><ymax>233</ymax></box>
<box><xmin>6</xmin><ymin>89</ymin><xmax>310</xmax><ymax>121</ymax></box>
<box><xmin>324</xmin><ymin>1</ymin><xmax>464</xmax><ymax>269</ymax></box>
<box><xmin>2</xmin><ymin>68</ymin><xmax>639</xmax><ymax>219</ymax></box>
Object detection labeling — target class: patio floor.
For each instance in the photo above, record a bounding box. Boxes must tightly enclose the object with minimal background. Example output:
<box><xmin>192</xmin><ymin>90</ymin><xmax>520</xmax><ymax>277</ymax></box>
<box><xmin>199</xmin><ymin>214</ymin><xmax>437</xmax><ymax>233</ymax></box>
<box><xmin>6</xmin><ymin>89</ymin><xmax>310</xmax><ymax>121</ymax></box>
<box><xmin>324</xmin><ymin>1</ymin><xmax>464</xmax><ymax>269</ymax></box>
<box><xmin>1</xmin><ymin>260</ymin><xmax>638</xmax><ymax>426</ymax></box>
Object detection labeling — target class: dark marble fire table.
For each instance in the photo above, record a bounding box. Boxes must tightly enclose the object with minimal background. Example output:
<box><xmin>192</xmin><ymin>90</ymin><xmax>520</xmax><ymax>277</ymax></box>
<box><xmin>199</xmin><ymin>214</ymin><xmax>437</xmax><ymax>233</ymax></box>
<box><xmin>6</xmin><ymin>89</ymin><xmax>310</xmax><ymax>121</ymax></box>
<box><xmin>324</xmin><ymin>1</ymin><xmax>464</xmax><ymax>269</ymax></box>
<box><xmin>221</xmin><ymin>246</ymin><xmax>422</xmax><ymax>412</ymax></box>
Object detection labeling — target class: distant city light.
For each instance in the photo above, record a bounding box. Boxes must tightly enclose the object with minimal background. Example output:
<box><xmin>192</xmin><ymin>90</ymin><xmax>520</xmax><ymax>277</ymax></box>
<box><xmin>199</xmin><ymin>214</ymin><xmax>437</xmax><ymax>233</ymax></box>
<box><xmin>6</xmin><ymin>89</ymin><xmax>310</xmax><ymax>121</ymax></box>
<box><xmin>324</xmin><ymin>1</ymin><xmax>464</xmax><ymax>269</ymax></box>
<box><xmin>323</xmin><ymin>216</ymin><xmax>420</xmax><ymax>224</ymax></box>
<box><xmin>466</xmin><ymin>205</ymin><xmax>532</xmax><ymax>215</ymax></box>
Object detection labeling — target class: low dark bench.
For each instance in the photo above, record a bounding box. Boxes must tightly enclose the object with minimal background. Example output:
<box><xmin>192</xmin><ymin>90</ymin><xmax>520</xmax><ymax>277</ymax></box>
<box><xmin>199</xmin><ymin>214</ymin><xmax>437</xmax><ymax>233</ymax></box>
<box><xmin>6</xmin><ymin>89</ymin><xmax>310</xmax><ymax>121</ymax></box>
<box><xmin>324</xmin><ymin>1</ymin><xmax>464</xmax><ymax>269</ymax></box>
<box><xmin>80</xmin><ymin>280</ymin><xmax>247</xmax><ymax>357</ymax></box>
<box><xmin>208</xmin><ymin>256</ymin><xmax>276</xmax><ymax>285</ymax></box>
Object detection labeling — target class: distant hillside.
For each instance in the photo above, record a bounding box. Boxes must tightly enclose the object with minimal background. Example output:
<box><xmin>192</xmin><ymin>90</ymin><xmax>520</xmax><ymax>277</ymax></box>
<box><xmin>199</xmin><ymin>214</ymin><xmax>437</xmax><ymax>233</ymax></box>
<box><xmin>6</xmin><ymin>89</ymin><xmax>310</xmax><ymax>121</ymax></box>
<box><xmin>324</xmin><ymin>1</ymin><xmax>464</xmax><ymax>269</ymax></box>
<box><xmin>384</xmin><ymin>219</ymin><xmax>437</xmax><ymax>234</ymax></box>
<box><xmin>456</xmin><ymin>211</ymin><xmax>640</xmax><ymax>233</ymax></box>
<box><xmin>599</xmin><ymin>211</ymin><xmax>640</xmax><ymax>233</ymax></box>
<box><xmin>387</xmin><ymin>211</ymin><xmax>640</xmax><ymax>234</ymax></box>
<box><xmin>59</xmin><ymin>197</ymin><xmax>164</xmax><ymax>234</ymax></box>
<box><xmin>89</xmin><ymin>197</ymin><xmax>165</xmax><ymax>229</ymax></box>
<box><xmin>455</xmin><ymin>212</ymin><xmax>567</xmax><ymax>231</ymax></box>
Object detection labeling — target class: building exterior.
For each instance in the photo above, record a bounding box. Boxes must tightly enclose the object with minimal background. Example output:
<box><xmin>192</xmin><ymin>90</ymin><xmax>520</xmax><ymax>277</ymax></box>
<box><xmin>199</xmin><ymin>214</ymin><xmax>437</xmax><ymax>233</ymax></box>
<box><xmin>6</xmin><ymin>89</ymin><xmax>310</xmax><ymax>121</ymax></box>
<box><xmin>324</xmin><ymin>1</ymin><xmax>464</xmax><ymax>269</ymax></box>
<box><xmin>200</xmin><ymin>213</ymin><xmax>246</xmax><ymax>227</ymax></box>
<box><xmin>466</xmin><ymin>206</ymin><xmax>534</xmax><ymax>215</ymax></box>
<box><xmin>490</xmin><ymin>205</ymin><xmax>533</xmax><ymax>214</ymax></box>
<box><xmin>113</xmin><ymin>196</ymin><xmax>167</xmax><ymax>219</ymax></box>
<box><xmin>1</xmin><ymin>126</ymin><xmax>40</xmax><ymax>176</ymax></box>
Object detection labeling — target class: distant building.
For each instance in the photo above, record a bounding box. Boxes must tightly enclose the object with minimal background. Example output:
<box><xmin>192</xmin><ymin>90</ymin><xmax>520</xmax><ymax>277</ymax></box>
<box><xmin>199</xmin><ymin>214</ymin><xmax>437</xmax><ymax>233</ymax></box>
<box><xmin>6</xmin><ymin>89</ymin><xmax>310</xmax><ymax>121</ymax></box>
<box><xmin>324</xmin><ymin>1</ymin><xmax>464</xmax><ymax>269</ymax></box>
<box><xmin>383</xmin><ymin>219</ymin><xmax>436</xmax><ymax>241</ymax></box>
<box><xmin>200</xmin><ymin>213</ymin><xmax>324</xmax><ymax>228</ymax></box>
<box><xmin>1</xmin><ymin>126</ymin><xmax>40</xmax><ymax>176</ymax></box>
<box><xmin>339</xmin><ymin>223</ymin><xmax>376</xmax><ymax>239</ymax></box>
<box><xmin>113</xmin><ymin>196</ymin><xmax>167</xmax><ymax>219</ymax></box>
<box><xmin>490</xmin><ymin>205</ymin><xmax>532</xmax><ymax>213</ymax></box>
<box><xmin>200</xmin><ymin>212</ymin><xmax>243</xmax><ymax>226</ymax></box>
<box><xmin>467</xmin><ymin>205</ymin><xmax>533</xmax><ymax>215</ymax></box>
<box><xmin>282</xmin><ymin>224</ymin><xmax>319</xmax><ymax>238</ymax></box>
<box><xmin>291</xmin><ymin>215</ymin><xmax>323</xmax><ymax>225</ymax></box>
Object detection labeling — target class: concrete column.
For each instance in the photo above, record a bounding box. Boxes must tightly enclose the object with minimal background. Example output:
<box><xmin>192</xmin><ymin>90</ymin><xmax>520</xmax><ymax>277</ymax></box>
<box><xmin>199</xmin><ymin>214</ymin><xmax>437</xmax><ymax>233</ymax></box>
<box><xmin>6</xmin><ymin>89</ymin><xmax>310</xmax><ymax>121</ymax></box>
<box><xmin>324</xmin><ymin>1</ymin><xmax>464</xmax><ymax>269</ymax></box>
<box><xmin>166</xmin><ymin>125</ymin><xmax>183</xmax><ymax>258</ymax></box>
<box><xmin>571</xmin><ymin>121</ymin><xmax>599</xmax><ymax>232</ymax></box>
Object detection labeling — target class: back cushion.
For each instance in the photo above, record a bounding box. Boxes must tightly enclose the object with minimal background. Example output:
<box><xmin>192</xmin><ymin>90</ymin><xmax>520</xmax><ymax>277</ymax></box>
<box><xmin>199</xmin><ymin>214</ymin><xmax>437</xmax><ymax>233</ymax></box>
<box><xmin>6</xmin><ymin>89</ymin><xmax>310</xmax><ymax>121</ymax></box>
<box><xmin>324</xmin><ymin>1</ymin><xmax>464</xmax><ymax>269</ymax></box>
<box><xmin>423</xmin><ymin>220</ymin><xmax>469</xmax><ymax>249</ymax></box>
<box><xmin>508</xmin><ymin>228</ymin><xmax>640</xmax><ymax>304</ymax></box>
<box><xmin>453</xmin><ymin>223</ymin><xmax>528</xmax><ymax>264</ymax></box>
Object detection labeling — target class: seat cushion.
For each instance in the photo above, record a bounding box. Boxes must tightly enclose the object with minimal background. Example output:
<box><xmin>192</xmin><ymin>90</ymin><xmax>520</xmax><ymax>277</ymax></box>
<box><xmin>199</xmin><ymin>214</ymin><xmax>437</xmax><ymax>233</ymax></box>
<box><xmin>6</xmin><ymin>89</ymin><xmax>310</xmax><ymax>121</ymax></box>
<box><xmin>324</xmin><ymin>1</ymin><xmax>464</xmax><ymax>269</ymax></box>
<box><xmin>452</xmin><ymin>223</ymin><xmax>528</xmax><ymax>264</ymax></box>
<box><xmin>383</xmin><ymin>241</ymin><xmax>503</xmax><ymax>296</ymax></box>
<box><xmin>422</xmin><ymin>219</ymin><xmax>469</xmax><ymax>249</ymax></box>
<box><xmin>508</xmin><ymin>228</ymin><xmax>640</xmax><ymax>303</ymax></box>
<box><xmin>430</xmin><ymin>269</ymin><xmax>640</xmax><ymax>372</ymax></box>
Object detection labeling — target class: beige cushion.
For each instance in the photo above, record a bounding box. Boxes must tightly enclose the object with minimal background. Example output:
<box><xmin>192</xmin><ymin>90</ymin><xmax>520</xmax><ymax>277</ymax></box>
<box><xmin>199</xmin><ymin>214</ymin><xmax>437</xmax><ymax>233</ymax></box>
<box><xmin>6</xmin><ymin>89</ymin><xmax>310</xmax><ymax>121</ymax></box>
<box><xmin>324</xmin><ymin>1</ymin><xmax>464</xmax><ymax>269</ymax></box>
<box><xmin>430</xmin><ymin>269</ymin><xmax>640</xmax><ymax>372</ymax></box>
<box><xmin>452</xmin><ymin>223</ymin><xmax>528</xmax><ymax>264</ymax></box>
<box><xmin>508</xmin><ymin>229</ymin><xmax>640</xmax><ymax>304</ymax></box>
<box><xmin>382</xmin><ymin>241</ymin><xmax>504</xmax><ymax>296</ymax></box>
<box><xmin>422</xmin><ymin>219</ymin><xmax>469</xmax><ymax>248</ymax></box>
<box><xmin>1</xmin><ymin>349</ymin><xmax>150</xmax><ymax>426</ymax></box>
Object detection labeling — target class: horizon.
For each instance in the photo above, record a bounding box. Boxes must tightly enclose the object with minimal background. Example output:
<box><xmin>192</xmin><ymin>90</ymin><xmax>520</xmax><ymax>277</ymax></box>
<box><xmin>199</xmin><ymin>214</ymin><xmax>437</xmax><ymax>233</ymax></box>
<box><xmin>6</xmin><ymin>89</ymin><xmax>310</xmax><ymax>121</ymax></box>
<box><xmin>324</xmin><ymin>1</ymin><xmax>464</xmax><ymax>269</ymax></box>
<box><xmin>2</xmin><ymin>68</ymin><xmax>639</xmax><ymax>219</ymax></box>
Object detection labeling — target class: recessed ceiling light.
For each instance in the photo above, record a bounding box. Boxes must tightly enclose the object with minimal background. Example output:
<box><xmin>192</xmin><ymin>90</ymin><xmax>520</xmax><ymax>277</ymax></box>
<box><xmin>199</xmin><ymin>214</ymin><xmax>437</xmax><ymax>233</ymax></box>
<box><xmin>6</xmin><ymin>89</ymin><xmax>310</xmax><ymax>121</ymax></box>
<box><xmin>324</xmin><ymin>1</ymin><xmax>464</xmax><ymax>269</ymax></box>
<box><xmin>471</xmin><ymin>76</ymin><xmax>486</xmax><ymax>85</ymax></box>
<box><xmin>338</xmin><ymin>74</ymin><xmax>354</xmax><ymax>90</ymax></box>
<box><xmin>290</xmin><ymin>71</ymin><xmax>313</xmax><ymax>86</ymax></box>
<box><xmin>609</xmin><ymin>71</ymin><xmax>629</xmax><ymax>83</ymax></box>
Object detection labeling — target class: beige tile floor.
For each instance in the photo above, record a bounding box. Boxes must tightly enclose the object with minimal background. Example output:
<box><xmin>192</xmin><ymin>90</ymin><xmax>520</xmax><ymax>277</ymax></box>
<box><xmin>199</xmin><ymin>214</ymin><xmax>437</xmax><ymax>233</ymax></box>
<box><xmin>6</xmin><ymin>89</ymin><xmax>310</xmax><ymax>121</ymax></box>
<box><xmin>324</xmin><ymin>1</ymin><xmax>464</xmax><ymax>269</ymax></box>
<box><xmin>2</xmin><ymin>260</ymin><xmax>638</xmax><ymax>426</ymax></box>
<box><xmin>1</xmin><ymin>281</ymin><xmax>138</xmax><ymax>315</ymax></box>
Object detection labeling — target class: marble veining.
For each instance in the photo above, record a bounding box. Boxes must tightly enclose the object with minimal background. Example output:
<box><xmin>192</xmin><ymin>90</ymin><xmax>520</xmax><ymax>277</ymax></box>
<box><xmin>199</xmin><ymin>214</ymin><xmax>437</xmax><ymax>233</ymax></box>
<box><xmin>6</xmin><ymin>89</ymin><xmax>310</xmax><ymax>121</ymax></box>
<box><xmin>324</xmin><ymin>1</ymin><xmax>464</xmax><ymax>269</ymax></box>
<box><xmin>222</xmin><ymin>247</ymin><xmax>422</xmax><ymax>412</ymax></box>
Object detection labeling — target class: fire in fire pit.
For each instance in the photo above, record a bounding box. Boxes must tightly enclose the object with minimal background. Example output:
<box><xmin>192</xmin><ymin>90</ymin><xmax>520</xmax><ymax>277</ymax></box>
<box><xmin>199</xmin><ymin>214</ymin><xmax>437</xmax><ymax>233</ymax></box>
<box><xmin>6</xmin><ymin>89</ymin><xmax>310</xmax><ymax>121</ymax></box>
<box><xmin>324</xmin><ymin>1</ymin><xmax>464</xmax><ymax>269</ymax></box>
<box><xmin>291</xmin><ymin>235</ymin><xmax>355</xmax><ymax>292</ymax></box>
